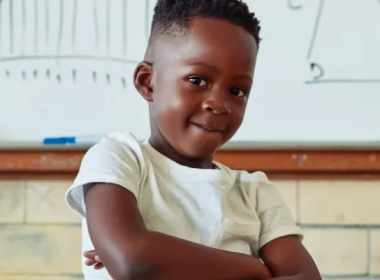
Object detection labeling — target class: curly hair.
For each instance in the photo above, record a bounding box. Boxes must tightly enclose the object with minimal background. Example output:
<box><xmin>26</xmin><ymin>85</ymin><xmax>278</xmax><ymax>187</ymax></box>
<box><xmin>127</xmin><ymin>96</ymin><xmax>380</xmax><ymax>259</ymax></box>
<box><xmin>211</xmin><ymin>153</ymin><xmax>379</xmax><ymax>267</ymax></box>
<box><xmin>150</xmin><ymin>0</ymin><xmax>261</xmax><ymax>47</ymax></box>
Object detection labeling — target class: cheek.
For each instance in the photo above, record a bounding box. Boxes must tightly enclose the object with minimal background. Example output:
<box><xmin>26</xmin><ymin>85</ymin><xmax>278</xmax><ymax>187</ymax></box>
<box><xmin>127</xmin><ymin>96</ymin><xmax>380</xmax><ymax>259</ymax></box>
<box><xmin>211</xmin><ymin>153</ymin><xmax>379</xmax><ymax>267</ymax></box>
<box><xmin>153</xmin><ymin>84</ymin><xmax>194</xmax><ymax>126</ymax></box>
<box><xmin>229</xmin><ymin>102</ymin><xmax>247</xmax><ymax>130</ymax></box>
<box><xmin>233</xmin><ymin>99</ymin><xmax>247</xmax><ymax>118</ymax></box>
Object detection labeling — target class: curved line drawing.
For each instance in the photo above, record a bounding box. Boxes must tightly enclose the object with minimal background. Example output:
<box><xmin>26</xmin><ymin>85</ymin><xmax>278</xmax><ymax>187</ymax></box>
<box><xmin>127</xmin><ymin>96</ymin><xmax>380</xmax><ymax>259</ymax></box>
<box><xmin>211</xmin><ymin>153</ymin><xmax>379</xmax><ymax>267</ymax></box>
<box><xmin>0</xmin><ymin>55</ymin><xmax>139</xmax><ymax>64</ymax></box>
<box><xmin>305</xmin><ymin>0</ymin><xmax>380</xmax><ymax>85</ymax></box>
<box><xmin>288</xmin><ymin>0</ymin><xmax>302</xmax><ymax>10</ymax></box>
<box><xmin>310</xmin><ymin>62</ymin><xmax>324</xmax><ymax>80</ymax></box>
<box><xmin>307</xmin><ymin>0</ymin><xmax>325</xmax><ymax>59</ymax></box>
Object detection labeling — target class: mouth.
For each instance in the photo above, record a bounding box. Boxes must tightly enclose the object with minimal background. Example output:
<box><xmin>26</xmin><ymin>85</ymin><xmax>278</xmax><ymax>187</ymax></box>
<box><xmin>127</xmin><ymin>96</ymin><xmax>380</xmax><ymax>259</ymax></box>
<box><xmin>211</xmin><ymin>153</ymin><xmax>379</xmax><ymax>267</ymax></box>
<box><xmin>190</xmin><ymin>122</ymin><xmax>225</xmax><ymax>133</ymax></box>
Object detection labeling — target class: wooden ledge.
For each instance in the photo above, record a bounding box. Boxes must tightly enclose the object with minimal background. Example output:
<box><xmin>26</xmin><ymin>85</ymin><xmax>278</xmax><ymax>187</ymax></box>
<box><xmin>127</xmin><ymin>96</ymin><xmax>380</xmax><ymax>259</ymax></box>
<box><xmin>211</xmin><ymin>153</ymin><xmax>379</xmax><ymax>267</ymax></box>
<box><xmin>0</xmin><ymin>149</ymin><xmax>379</xmax><ymax>179</ymax></box>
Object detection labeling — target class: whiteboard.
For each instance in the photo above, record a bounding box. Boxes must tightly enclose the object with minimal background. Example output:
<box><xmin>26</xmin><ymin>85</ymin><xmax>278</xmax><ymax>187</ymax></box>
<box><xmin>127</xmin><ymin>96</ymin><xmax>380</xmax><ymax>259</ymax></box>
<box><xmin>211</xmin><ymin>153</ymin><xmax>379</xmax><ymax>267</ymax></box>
<box><xmin>0</xmin><ymin>0</ymin><xmax>379</xmax><ymax>143</ymax></box>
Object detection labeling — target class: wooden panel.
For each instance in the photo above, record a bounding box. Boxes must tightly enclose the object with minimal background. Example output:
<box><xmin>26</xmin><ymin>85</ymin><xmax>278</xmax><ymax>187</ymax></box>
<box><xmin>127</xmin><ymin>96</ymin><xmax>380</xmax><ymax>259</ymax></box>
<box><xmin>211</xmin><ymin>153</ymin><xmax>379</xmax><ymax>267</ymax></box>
<box><xmin>0</xmin><ymin>151</ymin><xmax>83</xmax><ymax>173</ymax></box>
<box><xmin>213</xmin><ymin>150</ymin><xmax>380</xmax><ymax>173</ymax></box>
<box><xmin>0</xmin><ymin>149</ymin><xmax>379</xmax><ymax>177</ymax></box>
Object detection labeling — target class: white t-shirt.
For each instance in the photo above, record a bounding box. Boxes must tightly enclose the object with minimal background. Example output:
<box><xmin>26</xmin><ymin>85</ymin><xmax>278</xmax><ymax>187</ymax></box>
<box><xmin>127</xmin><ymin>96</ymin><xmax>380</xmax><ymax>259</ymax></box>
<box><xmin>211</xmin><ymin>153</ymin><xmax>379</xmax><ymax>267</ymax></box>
<box><xmin>66</xmin><ymin>132</ymin><xmax>302</xmax><ymax>279</ymax></box>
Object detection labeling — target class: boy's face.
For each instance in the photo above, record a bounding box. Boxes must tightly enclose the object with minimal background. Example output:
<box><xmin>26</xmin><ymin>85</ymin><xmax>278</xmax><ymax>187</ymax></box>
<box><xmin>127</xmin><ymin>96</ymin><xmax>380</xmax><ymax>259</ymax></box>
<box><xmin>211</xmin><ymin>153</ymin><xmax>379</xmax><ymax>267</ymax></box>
<box><xmin>138</xmin><ymin>18</ymin><xmax>258</xmax><ymax>162</ymax></box>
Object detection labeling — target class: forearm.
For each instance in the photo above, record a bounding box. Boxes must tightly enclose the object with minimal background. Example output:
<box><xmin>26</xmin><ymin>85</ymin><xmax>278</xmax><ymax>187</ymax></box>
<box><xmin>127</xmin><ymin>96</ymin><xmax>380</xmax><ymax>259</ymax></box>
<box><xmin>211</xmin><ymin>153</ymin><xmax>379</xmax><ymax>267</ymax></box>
<box><xmin>270</xmin><ymin>272</ymin><xmax>321</xmax><ymax>280</ymax></box>
<box><xmin>271</xmin><ymin>276</ymin><xmax>301</xmax><ymax>280</ymax></box>
<box><xmin>122</xmin><ymin>231</ymin><xmax>271</xmax><ymax>280</ymax></box>
<box><xmin>85</xmin><ymin>184</ymin><xmax>272</xmax><ymax>280</ymax></box>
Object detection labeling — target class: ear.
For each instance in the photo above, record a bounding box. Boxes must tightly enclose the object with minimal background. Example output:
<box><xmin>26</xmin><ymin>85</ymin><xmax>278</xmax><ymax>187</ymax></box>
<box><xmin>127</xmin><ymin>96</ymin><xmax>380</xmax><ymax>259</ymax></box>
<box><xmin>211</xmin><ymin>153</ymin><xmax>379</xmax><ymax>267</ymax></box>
<box><xmin>134</xmin><ymin>61</ymin><xmax>154</xmax><ymax>102</ymax></box>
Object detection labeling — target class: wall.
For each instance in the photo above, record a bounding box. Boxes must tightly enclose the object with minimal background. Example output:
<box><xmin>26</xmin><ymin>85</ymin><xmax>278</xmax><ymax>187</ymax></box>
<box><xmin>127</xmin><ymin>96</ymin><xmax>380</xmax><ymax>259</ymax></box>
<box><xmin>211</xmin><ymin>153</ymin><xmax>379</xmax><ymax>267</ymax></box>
<box><xmin>1</xmin><ymin>179</ymin><xmax>380</xmax><ymax>280</ymax></box>
<box><xmin>1</xmin><ymin>0</ymin><xmax>380</xmax><ymax>143</ymax></box>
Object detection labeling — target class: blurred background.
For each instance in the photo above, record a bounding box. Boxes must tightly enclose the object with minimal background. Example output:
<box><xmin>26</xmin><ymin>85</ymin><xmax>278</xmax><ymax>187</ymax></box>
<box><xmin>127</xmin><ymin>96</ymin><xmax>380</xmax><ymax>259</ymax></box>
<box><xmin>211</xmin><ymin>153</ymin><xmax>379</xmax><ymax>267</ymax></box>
<box><xmin>0</xmin><ymin>0</ymin><xmax>379</xmax><ymax>279</ymax></box>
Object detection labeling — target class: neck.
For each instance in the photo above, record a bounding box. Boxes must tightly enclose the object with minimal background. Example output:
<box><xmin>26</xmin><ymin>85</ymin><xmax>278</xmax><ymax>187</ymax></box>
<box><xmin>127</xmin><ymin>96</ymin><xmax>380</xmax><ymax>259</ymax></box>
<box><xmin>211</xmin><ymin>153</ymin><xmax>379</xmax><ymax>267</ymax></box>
<box><xmin>148</xmin><ymin>132</ymin><xmax>214</xmax><ymax>170</ymax></box>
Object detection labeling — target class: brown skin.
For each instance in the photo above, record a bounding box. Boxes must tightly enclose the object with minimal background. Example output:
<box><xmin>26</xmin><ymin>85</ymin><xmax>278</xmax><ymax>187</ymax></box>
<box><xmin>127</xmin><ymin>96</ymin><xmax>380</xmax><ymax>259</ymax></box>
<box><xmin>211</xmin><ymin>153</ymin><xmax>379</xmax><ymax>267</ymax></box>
<box><xmin>85</xmin><ymin>184</ymin><xmax>272</xmax><ymax>280</ymax></box>
<box><xmin>141</xmin><ymin>18</ymin><xmax>256</xmax><ymax>167</ymax></box>
<box><xmin>84</xmin><ymin>18</ymin><xmax>321</xmax><ymax>280</ymax></box>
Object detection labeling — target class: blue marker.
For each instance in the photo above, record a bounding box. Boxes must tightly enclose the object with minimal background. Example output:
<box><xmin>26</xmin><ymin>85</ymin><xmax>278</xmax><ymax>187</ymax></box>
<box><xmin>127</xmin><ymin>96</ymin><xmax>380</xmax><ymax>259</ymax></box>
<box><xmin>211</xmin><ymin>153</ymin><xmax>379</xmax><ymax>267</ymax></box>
<box><xmin>43</xmin><ymin>135</ymin><xmax>104</xmax><ymax>145</ymax></box>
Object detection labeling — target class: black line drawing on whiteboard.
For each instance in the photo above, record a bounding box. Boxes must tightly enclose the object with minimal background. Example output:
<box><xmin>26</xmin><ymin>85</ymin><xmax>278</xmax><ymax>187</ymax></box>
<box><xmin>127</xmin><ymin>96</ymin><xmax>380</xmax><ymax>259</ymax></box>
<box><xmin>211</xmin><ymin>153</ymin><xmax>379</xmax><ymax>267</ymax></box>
<box><xmin>34</xmin><ymin>0</ymin><xmax>39</xmax><ymax>54</ymax></box>
<box><xmin>45</xmin><ymin>0</ymin><xmax>49</xmax><ymax>47</ymax></box>
<box><xmin>72</xmin><ymin>0</ymin><xmax>78</xmax><ymax>51</ymax></box>
<box><xmin>0</xmin><ymin>2</ymin><xmax>2</xmax><ymax>54</ymax></box>
<box><xmin>21</xmin><ymin>0</ymin><xmax>25</xmax><ymax>54</ymax></box>
<box><xmin>306</xmin><ymin>79</ymin><xmax>380</xmax><ymax>84</ymax></box>
<box><xmin>288</xmin><ymin>0</ymin><xmax>302</xmax><ymax>10</ymax></box>
<box><xmin>309</xmin><ymin>63</ymin><xmax>324</xmax><ymax>80</ymax></box>
<box><xmin>0</xmin><ymin>55</ymin><xmax>137</xmax><ymax>64</ymax></box>
<box><xmin>145</xmin><ymin>0</ymin><xmax>151</xmax><ymax>40</ymax></box>
<box><xmin>123</xmin><ymin>0</ymin><xmax>127</xmax><ymax>57</ymax></box>
<box><xmin>106</xmin><ymin>0</ymin><xmax>110</xmax><ymax>54</ymax></box>
<box><xmin>306</xmin><ymin>0</ymin><xmax>324</xmax><ymax>60</ymax></box>
<box><xmin>9</xmin><ymin>0</ymin><xmax>13</xmax><ymax>54</ymax></box>
<box><xmin>93</xmin><ymin>0</ymin><xmax>99</xmax><ymax>51</ymax></box>
<box><xmin>0</xmin><ymin>0</ymin><xmax>141</xmax><ymax>90</ymax></box>
<box><xmin>304</xmin><ymin>0</ymin><xmax>380</xmax><ymax>85</ymax></box>
<box><xmin>57</xmin><ymin>0</ymin><xmax>64</xmax><ymax>55</ymax></box>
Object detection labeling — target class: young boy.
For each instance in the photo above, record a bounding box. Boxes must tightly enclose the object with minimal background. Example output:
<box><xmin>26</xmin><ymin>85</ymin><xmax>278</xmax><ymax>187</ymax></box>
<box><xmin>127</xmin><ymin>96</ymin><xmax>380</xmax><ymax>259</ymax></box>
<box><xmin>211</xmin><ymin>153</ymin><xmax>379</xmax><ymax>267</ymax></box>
<box><xmin>66</xmin><ymin>0</ymin><xmax>321</xmax><ymax>279</ymax></box>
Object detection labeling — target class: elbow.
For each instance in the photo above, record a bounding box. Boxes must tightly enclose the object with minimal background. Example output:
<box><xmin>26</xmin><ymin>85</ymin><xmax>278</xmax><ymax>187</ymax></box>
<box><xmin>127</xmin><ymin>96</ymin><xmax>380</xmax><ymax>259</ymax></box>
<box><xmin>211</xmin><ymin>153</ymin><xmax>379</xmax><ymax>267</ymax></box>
<box><xmin>295</xmin><ymin>271</ymin><xmax>322</xmax><ymax>280</ymax></box>
<box><xmin>108</xmin><ymin>245</ymin><xmax>155</xmax><ymax>280</ymax></box>
<box><xmin>111</xmin><ymin>261</ymin><xmax>153</xmax><ymax>280</ymax></box>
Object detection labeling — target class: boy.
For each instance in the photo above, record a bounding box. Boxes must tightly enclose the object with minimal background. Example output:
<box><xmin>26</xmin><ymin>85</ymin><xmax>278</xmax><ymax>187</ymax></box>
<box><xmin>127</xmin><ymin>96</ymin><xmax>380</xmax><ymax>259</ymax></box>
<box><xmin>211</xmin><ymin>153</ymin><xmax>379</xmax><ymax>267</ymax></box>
<box><xmin>66</xmin><ymin>0</ymin><xmax>321</xmax><ymax>279</ymax></box>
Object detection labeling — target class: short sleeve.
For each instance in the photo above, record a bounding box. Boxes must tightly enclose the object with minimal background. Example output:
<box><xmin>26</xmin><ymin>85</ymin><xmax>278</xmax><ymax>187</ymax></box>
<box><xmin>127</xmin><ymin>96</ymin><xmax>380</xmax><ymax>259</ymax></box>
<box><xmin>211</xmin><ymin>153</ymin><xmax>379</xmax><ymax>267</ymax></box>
<box><xmin>255</xmin><ymin>172</ymin><xmax>303</xmax><ymax>249</ymax></box>
<box><xmin>65</xmin><ymin>133</ymin><xmax>145</xmax><ymax>218</ymax></box>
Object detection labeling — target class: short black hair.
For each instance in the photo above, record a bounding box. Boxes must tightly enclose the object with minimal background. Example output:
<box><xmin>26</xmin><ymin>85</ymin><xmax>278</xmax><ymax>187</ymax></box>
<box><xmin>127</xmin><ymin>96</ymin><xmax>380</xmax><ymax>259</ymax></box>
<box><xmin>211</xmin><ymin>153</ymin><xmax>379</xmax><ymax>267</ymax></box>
<box><xmin>150</xmin><ymin>0</ymin><xmax>261</xmax><ymax>48</ymax></box>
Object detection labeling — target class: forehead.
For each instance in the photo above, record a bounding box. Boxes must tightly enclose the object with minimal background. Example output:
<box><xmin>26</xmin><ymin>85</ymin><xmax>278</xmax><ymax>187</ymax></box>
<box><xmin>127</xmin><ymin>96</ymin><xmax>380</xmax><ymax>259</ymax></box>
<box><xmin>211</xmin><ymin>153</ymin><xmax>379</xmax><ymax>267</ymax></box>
<box><xmin>154</xmin><ymin>18</ymin><xmax>258</xmax><ymax>74</ymax></box>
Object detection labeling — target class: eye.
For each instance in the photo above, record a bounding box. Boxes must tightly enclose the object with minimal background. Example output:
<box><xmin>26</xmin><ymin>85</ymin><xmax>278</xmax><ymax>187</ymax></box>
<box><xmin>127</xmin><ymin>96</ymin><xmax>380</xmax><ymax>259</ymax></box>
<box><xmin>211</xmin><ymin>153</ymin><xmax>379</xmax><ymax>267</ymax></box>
<box><xmin>230</xmin><ymin>87</ymin><xmax>247</xmax><ymax>97</ymax></box>
<box><xmin>188</xmin><ymin>77</ymin><xmax>207</xmax><ymax>87</ymax></box>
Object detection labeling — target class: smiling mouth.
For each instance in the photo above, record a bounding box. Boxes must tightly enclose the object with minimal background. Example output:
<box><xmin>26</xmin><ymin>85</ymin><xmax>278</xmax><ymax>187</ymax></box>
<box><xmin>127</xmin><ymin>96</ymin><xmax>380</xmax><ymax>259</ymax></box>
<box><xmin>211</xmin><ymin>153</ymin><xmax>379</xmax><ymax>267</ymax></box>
<box><xmin>191</xmin><ymin>122</ymin><xmax>225</xmax><ymax>133</ymax></box>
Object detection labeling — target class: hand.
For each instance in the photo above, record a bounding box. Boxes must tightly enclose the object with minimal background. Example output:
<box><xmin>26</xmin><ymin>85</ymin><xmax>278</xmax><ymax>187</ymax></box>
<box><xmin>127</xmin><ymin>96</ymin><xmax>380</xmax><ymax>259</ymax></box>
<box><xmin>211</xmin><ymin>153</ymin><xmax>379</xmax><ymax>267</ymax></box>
<box><xmin>84</xmin><ymin>250</ymin><xmax>104</xmax><ymax>270</ymax></box>
<box><xmin>84</xmin><ymin>250</ymin><xmax>271</xmax><ymax>280</ymax></box>
<box><xmin>84</xmin><ymin>250</ymin><xmax>116</xmax><ymax>279</ymax></box>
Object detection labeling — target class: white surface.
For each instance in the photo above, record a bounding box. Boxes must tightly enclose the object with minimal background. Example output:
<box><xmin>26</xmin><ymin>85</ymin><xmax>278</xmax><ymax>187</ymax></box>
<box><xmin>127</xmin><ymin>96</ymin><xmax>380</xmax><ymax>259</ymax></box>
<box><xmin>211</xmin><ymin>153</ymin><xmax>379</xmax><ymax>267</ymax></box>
<box><xmin>0</xmin><ymin>0</ymin><xmax>379</xmax><ymax>143</ymax></box>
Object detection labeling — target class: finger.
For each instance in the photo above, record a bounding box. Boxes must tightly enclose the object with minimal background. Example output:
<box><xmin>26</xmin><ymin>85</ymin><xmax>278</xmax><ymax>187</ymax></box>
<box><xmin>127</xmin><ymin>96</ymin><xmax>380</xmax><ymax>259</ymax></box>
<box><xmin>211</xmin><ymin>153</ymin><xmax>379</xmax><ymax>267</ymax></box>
<box><xmin>95</xmin><ymin>255</ymin><xmax>102</xmax><ymax>262</ymax></box>
<box><xmin>83</xmin><ymin>250</ymin><xmax>97</xmax><ymax>258</ymax></box>
<box><xmin>94</xmin><ymin>262</ymin><xmax>105</xmax><ymax>270</ymax></box>
<box><xmin>84</xmin><ymin>258</ymin><xmax>97</xmax><ymax>266</ymax></box>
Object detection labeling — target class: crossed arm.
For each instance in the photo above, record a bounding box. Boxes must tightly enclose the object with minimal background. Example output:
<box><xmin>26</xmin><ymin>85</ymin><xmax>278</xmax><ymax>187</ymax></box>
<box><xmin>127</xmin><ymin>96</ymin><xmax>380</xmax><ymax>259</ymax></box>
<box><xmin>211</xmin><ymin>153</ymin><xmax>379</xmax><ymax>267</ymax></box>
<box><xmin>84</xmin><ymin>183</ymin><xmax>321</xmax><ymax>280</ymax></box>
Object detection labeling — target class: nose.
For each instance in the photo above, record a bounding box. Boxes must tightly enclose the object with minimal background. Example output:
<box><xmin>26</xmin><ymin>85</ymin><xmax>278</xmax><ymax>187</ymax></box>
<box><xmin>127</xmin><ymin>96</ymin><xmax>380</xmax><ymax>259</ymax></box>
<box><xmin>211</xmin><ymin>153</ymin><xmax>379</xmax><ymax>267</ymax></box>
<box><xmin>202</xmin><ymin>93</ymin><xmax>231</xmax><ymax>115</ymax></box>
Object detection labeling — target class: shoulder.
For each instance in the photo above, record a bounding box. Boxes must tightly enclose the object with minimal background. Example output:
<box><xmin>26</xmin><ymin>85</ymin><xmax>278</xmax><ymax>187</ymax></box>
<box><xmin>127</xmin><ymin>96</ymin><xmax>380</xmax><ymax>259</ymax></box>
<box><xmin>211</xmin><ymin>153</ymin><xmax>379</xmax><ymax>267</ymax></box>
<box><xmin>66</xmin><ymin>132</ymin><xmax>148</xmax><ymax>217</ymax></box>
<box><xmin>82</xmin><ymin>132</ymin><xmax>147</xmax><ymax>171</ymax></box>
<box><xmin>91</xmin><ymin>131</ymin><xmax>144</xmax><ymax>157</ymax></box>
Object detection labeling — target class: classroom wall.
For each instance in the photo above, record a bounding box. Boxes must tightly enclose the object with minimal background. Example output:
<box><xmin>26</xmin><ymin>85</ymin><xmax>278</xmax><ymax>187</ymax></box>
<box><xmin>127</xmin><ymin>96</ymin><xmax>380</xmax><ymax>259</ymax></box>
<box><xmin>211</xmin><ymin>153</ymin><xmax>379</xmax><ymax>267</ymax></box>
<box><xmin>0</xmin><ymin>179</ymin><xmax>379</xmax><ymax>280</ymax></box>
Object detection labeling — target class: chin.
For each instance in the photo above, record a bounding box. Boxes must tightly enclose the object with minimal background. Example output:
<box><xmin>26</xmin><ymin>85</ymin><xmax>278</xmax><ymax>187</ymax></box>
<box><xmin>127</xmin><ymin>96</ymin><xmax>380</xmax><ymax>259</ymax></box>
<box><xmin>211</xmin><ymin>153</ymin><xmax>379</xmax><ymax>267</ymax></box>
<box><xmin>181</xmin><ymin>140</ymin><xmax>221</xmax><ymax>160</ymax></box>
